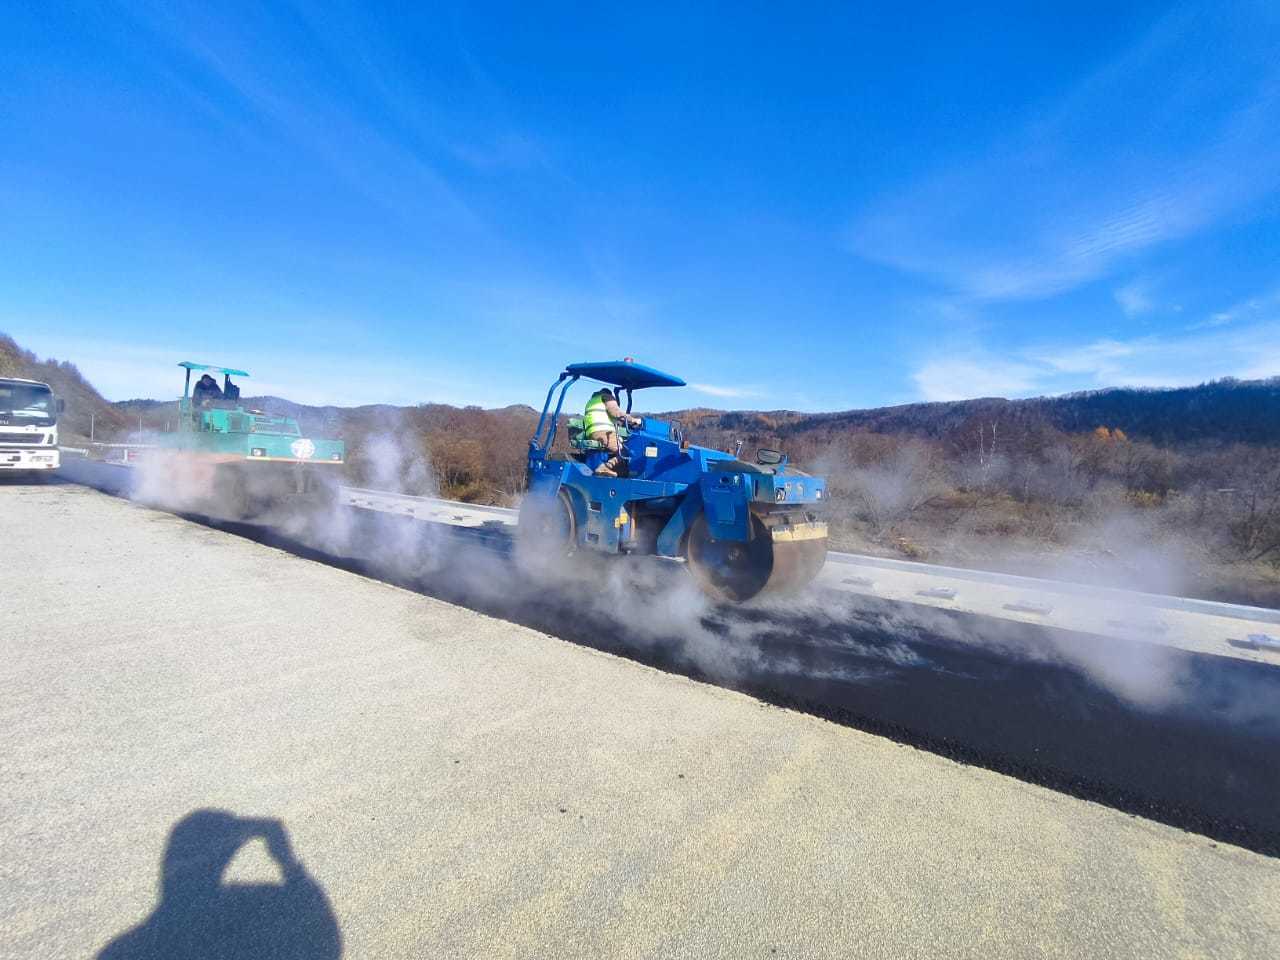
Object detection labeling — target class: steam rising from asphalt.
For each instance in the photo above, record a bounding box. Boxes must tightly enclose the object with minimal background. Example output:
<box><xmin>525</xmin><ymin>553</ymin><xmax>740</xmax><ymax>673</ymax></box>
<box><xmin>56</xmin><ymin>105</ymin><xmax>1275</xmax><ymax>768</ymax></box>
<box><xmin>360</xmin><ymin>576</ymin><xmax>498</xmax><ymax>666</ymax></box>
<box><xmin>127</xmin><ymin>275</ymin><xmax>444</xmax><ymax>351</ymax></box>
<box><xmin>286</xmin><ymin>435</ymin><xmax>1241</xmax><ymax>713</ymax></box>
<box><xmin>280</xmin><ymin>426</ymin><xmax>449</xmax><ymax>575</ymax></box>
<box><xmin>130</xmin><ymin>451</ymin><xmax>233</xmax><ymax>517</ymax></box>
<box><xmin>808</xmin><ymin>442</ymin><xmax>1269</xmax><ymax>711</ymax></box>
<box><xmin>121</xmin><ymin>422</ymin><xmax>1269</xmax><ymax>716</ymax></box>
<box><xmin>357</xmin><ymin>432</ymin><xmax>437</xmax><ymax>499</ymax></box>
<box><xmin>771</xmin><ymin>584</ymin><xmax>1192</xmax><ymax>711</ymax></box>
<box><xmin>233</xmin><ymin>427</ymin><xmax>752</xmax><ymax>682</ymax></box>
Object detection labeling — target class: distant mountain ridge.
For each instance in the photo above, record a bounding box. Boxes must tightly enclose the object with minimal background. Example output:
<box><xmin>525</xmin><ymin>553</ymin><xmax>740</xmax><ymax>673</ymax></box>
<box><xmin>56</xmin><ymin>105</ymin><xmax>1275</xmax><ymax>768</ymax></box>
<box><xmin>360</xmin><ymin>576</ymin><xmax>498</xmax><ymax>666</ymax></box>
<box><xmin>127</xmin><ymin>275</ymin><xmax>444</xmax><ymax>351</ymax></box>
<box><xmin>672</xmin><ymin>377</ymin><xmax>1280</xmax><ymax>448</ymax></box>
<box><xmin>119</xmin><ymin>378</ymin><xmax>1280</xmax><ymax>449</ymax></box>
<box><xmin>7</xmin><ymin>330</ymin><xmax>1279</xmax><ymax>448</ymax></box>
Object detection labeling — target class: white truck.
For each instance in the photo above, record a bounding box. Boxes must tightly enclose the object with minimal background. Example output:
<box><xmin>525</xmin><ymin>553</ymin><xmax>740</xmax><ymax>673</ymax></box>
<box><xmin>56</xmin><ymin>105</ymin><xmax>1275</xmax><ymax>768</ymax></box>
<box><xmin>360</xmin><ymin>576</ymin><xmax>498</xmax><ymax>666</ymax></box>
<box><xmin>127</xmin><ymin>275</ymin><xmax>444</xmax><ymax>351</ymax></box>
<box><xmin>0</xmin><ymin>377</ymin><xmax>63</xmax><ymax>473</ymax></box>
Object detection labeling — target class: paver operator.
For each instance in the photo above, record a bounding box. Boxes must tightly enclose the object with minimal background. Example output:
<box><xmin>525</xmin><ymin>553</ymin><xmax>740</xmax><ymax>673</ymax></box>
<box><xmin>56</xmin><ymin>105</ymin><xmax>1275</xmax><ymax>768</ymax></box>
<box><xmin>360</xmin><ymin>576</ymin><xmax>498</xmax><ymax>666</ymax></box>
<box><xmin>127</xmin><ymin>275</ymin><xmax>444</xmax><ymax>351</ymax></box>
<box><xmin>192</xmin><ymin>373</ymin><xmax>223</xmax><ymax>408</ymax></box>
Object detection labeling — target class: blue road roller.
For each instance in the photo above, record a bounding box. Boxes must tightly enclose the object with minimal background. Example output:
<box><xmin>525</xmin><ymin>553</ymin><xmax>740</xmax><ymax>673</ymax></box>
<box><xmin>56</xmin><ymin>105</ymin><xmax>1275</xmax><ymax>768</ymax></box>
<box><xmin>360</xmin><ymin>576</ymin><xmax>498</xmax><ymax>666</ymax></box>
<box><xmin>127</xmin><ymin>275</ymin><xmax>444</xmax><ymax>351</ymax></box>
<box><xmin>518</xmin><ymin>359</ymin><xmax>828</xmax><ymax>601</ymax></box>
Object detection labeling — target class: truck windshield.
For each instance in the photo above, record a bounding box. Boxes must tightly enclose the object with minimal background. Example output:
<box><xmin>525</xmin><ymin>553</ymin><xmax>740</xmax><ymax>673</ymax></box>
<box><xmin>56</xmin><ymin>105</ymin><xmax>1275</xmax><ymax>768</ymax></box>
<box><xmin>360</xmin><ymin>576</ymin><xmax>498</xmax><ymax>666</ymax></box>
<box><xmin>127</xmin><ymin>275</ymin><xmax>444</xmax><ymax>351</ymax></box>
<box><xmin>0</xmin><ymin>383</ymin><xmax>56</xmax><ymax>424</ymax></box>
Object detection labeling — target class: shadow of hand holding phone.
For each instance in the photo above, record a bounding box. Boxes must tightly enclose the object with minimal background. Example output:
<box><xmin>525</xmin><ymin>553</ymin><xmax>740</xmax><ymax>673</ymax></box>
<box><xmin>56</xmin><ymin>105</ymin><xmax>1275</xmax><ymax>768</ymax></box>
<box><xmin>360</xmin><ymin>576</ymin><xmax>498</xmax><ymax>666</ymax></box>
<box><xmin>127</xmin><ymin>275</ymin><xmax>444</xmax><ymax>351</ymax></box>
<box><xmin>98</xmin><ymin>809</ymin><xmax>342</xmax><ymax>959</ymax></box>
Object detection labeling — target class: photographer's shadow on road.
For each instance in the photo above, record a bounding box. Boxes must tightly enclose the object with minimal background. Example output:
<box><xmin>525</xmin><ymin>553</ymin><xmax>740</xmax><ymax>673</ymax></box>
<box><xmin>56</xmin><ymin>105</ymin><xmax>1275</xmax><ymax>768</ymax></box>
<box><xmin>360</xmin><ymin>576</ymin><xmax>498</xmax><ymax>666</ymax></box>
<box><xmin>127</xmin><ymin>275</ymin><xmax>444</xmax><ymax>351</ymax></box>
<box><xmin>98</xmin><ymin>808</ymin><xmax>342</xmax><ymax>959</ymax></box>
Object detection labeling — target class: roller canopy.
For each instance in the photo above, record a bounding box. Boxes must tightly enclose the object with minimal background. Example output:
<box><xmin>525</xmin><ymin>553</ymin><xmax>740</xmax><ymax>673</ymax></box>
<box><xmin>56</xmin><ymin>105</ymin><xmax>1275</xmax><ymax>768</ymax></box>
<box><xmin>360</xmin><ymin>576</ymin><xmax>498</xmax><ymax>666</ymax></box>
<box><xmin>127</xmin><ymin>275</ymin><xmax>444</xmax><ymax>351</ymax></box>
<box><xmin>179</xmin><ymin>362</ymin><xmax>250</xmax><ymax>377</ymax></box>
<box><xmin>565</xmin><ymin>360</ymin><xmax>685</xmax><ymax>390</ymax></box>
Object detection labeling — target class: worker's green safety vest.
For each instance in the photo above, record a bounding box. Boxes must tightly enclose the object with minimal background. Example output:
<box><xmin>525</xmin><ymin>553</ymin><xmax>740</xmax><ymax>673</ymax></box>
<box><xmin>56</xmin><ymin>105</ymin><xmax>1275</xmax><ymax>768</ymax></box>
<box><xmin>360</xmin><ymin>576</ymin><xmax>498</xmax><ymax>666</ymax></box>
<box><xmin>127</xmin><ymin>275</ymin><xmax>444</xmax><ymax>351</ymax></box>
<box><xmin>584</xmin><ymin>390</ymin><xmax>615</xmax><ymax>435</ymax></box>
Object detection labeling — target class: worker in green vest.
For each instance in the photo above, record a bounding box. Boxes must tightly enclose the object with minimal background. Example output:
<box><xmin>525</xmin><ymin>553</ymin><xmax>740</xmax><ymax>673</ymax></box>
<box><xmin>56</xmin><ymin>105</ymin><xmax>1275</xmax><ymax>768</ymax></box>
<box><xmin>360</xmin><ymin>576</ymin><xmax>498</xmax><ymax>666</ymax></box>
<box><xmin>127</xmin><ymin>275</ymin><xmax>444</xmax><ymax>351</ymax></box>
<box><xmin>584</xmin><ymin>387</ymin><xmax>641</xmax><ymax>477</ymax></box>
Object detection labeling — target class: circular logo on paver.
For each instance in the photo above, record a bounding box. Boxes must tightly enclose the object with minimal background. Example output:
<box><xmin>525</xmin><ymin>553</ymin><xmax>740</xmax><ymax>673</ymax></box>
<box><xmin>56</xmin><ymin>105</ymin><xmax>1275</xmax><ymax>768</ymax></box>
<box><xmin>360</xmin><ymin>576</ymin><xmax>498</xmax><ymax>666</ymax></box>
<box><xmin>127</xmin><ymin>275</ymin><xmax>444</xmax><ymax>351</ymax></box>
<box><xmin>290</xmin><ymin>439</ymin><xmax>316</xmax><ymax>459</ymax></box>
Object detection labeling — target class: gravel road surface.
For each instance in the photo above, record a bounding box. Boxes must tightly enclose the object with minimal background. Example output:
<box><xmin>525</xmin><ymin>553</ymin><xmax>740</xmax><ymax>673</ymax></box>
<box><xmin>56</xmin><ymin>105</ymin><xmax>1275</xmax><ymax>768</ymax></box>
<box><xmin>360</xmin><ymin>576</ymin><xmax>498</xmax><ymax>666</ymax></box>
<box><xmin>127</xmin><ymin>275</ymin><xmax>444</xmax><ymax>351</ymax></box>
<box><xmin>2</xmin><ymin>479</ymin><xmax>1277</xmax><ymax>959</ymax></box>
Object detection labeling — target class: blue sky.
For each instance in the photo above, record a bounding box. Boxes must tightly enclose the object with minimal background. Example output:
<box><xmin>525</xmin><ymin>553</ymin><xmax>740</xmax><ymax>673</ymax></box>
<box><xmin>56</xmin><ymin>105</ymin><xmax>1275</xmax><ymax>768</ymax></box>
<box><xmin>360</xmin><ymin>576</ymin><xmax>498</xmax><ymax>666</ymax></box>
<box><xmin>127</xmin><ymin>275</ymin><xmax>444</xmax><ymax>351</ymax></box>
<box><xmin>2</xmin><ymin>1</ymin><xmax>1279</xmax><ymax>409</ymax></box>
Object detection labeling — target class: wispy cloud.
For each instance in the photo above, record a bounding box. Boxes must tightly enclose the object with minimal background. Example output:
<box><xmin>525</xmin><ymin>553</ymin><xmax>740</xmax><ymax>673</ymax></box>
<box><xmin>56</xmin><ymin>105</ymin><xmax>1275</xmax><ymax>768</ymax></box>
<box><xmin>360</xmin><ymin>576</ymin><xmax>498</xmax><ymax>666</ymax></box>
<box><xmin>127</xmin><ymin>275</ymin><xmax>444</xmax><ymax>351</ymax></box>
<box><xmin>688</xmin><ymin>382</ymin><xmax>762</xmax><ymax>399</ymax></box>
<box><xmin>450</xmin><ymin>133</ymin><xmax>552</xmax><ymax>173</ymax></box>
<box><xmin>1187</xmin><ymin>291</ymin><xmax>1277</xmax><ymax>329</ymax></box>
<box><xmin>1114</xmin><ymin>279</ymin><xmax>1155</xmax><ymax>317</ymax></box>
<box><xmin>913</xmin><ymin>313</ymin><xmax>1280</xmax><ymax>402</ymax></box>
<box><xmin>846</xmin><ymin>3</ymin><xmax>1280</xmax><ymax>302</ymax></box>
<box><xmin>1036</xmin><ymin>339</ymin><xmax>1140</xmax><ymax>377</ymax></box>
<box><xmin>911</xmin><ymin>359</ymin><xmax>1042</xmax><ymax>403</ymax></box>
<box><xmin>118</xmin><ymin>1</ymin><xmax>489</xmax><ymax>240</ymax></box>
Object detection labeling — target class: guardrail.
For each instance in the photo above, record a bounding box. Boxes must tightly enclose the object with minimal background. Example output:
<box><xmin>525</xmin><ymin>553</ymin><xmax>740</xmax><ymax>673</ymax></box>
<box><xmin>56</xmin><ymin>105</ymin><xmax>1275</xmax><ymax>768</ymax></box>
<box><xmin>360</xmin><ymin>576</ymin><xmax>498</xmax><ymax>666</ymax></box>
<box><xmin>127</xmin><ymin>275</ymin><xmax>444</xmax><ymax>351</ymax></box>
<box><xmin>823</xmin><ymin>550</ymin><xmax>1280</xmax><ymax>626</ymax></box>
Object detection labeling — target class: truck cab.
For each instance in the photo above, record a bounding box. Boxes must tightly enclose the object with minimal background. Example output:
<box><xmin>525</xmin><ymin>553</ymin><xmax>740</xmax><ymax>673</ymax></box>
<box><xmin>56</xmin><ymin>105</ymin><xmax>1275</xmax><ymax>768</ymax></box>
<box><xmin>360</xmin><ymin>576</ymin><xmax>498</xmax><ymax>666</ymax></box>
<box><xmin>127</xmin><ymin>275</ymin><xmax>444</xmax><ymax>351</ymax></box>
<box><xmin>0</xmin><ymin>377</ymin><xmax>63</xmax><ymax>473</ymax></box>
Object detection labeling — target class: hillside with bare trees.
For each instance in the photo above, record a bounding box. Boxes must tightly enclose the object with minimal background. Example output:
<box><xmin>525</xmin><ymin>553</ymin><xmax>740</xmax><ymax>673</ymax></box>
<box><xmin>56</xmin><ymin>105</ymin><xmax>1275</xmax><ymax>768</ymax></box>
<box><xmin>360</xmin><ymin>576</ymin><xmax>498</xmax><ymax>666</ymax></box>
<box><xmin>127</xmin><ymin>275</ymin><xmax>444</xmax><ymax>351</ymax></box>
<box><xmin>0</xmin><ymin>334</ymin><xmax>127</xmax><ymax>441</ymax></box>
<box><xmin>677</xmin><ymin>394</ymin><xmax>1280</xmax><ymax>605</ymax></box>
<box><xmin>8</xmin><ymin>332</ymin><xmax>1280</xmax><ymax>606</ymax></box>
<box><xmin>115</xmin><ymin>375</ymin><xmax>1280</xmax><ymax>605</ymax></box>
